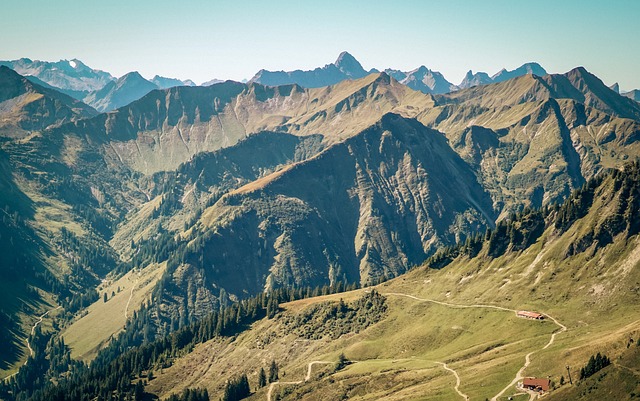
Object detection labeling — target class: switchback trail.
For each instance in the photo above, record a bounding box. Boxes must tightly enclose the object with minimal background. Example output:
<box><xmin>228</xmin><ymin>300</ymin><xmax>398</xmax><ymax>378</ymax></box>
<box><xmin>267</xmin><ymin>361</ymin><xmax>333</xmax><ymax>401</ymax></box>
<box><xmin>3</xmin><ymin>305</ymin><xmax>61</xmax><ymax>382</ymax></box>
<box><xmin>383</xmin><ymin>292</ymin><xmax>566</xmax><ymax>401</ymax></box>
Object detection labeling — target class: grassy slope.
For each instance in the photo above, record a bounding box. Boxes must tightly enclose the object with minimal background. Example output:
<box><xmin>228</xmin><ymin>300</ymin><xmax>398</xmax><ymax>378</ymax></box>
<box><xmin>61</xmin><ymin>262</ymin><xmax>166</xmax><ymax>361</ymax></box>
<box><xmin>146</xmin><ymin>170</ymin><xmax>640</xmax><ymax>400</ymax></box>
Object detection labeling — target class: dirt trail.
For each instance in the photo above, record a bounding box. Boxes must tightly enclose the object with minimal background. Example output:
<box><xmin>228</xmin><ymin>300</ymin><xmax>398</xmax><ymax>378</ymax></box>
<box><xmin>435</xmin><ymin>362</ymin><xmax>469</xmax><ymax>400</ymax></box>
<box><xmin>124</xmin><ymin>274</ymin><xmax>140</xmax><ymax>320</ymax></box>
<box><xmin>3</xmin><ymin>305</ymin><xmax>61</xmax><ymax>382</ymax></box>
<box><xmin>491</xmin><ymin>311</ymin><xmax>566</xmax><ymax>401</ymax></box>
<box><xmin>383</xmin><ymin>292</ymin><xmax>566</xmax><ymax>401</ymax></box>
<box><xmin>305</xmin><ymin>361</ymin><xmax>333</xmax><ymax>381</ymax></box>
<box><xmin>267</xmin><ymin>361</ymin><xmax>333</xmax><ymax>401</ymax></box>
<box><xmin>384</xmin><ymin>292</ymin><xmax>517</xmax><ymax>313</ymax></box>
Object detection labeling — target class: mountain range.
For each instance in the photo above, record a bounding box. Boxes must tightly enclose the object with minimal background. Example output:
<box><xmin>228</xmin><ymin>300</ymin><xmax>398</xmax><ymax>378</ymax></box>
<box><xmin>458</xmin><ymin>62</ymin><xmax>547</xmax><ymax>89</ymax></box>
<box><xmin>0</xmin><ymin>52</ymin><xmax>639</xmax><ymax>400</ymax></box>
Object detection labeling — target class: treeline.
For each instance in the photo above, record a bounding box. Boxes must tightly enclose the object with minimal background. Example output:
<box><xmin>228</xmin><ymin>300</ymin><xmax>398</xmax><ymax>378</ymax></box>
<box><xmin>426</xmin><ymin>207</ymin><xmax>545</xmax><ymax>269</ymax></box>
<box><xmin>554</xmin><ymin>175</ymin><xmax>602</xmax><ymax>233</ymax></box>
<box><xmin>579</xmin><ymin>352</ymin><xmax>611</xmax><ymax>380</ymax></box>
<box><xmin>10</xmin><ymin>283</ymin><xmax>357</xmax><ymax>401</ymax></box>
<box><xmin>0</xmin><ymin>329</ymin><xmax>84</xmax><ymax>401</ymax></box>
<box><xmin>566</xmin><ymin>163</ymin><xmax>640</xmax><ymax>256</ymax></box>
<box><xmin>425</xmin><ymin>162</ymin><xmax>640</xmax><ymax>269</ymax></box>
<box><xmin>58</xmin><ymin>227</ymin><xmax>119</xmax><ymax>278</ymax></box>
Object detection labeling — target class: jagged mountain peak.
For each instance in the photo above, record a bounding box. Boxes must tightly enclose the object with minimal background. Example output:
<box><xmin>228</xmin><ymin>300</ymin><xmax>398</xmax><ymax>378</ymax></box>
<box><xmin>399</xmin><ymin>65</ymin><xmax>457</xmax><ymax>95</ymax></box>
<box><xmin>334</xmin><ymin>51</ymin><xmax>365</xmax><ymax>74</ymax></box>
<box><xmin>622</xmin><ymin>89</ymin><xmax>640</xmax><ymax>102</ymax></box>
<box><xmin>610</xmin><ymin>82</ymin><xmax>620</xmax><ymax>94</ymax></box>
<box><xmin>151</xmin><ymin>75</ymin><xmax>195</xmax><ymax>89</ymax></box>
<box><xmin>249</xmin><ymin>51</ymin><xmax>369</xmax><ymax>88</ymax></box>
<box><xmin>458</xmin><ymin>69</ymin><xmax>493</xmax><ymax>89</ymax></box>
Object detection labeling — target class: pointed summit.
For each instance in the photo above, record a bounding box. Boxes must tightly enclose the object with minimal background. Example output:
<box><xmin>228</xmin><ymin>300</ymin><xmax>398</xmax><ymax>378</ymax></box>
<box><xmin>334</xmin><ymin>51</ymin><xmax>367</xmax><ymax>78</ymax></box>
<box><xmin>83</xmin><ymin>71</ymin><xmax>158</xmax><ymax>112</ymax></box>
<box><xmin>622</xmin><ymin>89</ymin><xmax>640</xmax><ymax>102</ymax></box>
<box><xmin>610</xmin><ymin>82</ymin><xmax>620</xmax><ymax>94</ymax></box>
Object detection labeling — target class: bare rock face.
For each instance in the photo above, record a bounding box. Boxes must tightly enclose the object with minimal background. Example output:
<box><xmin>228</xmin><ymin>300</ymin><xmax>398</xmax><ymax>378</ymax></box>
<box><xmin>179</xmin><ymin>113</ymin><xmax>495</xmax><ymax>296</ymax></box>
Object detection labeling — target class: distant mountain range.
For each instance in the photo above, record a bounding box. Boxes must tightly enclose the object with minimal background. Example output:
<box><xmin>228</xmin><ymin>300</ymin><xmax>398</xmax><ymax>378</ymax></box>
<box><xmin>458</xmin><ymin>62</ymin><xmax>547</xmax><ymax>89</ymax></box>
<box><xmin>5</xmin><ymin>54</ymin><xmax>633</xmax><ymax>114</ymax></box>
<box><xmin>0</xmin><ymin>58</ymin><xmax>113</xmax><ymax>95</ymax></box>
<box><xmin>0</xmin><ymin>58</ymin><xmax>198</xmax><ymax>112</ymax></box>
<box><xmin>250</xmin><ymin>52</ymin><xmax>550</xmax><ymax>95</ymax></box>
<box><xmin>249</xmin><ymin>51</ymin><xmax>372</xmax><ymax>88</ymax></box>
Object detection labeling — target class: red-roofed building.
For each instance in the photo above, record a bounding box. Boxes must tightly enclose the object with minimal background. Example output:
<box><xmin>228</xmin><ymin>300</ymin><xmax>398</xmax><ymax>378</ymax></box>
<box><xmin>523</xmin><ymin>377</ymin><xmax>550</xmax><ymax>392</ymax></box>
<box><xmin>517</xmin><ymin>311</ymin><xmax>544</xmax><ymax>320</ymax></box>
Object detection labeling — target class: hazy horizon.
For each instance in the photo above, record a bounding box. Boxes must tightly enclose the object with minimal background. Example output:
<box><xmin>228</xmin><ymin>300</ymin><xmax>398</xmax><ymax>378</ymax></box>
<box><xmin>1</xmin><ymin>0</ymin><xmax>639</xmax><ymax>90</ymax></box>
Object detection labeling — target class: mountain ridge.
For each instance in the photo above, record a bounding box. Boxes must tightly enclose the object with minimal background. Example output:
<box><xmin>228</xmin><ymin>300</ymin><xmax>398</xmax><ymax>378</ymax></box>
<box><xmin>0</xmin><ymin>66</ymin><xmax>97</xmax><ymax>137</ymax></box>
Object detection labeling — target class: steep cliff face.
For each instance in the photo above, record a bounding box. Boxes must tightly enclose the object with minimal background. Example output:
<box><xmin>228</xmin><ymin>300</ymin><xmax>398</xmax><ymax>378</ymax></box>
<box><xmin>178</xmin><ymin>114</ymin><xmax>494</xmax><ymax>299</ymax></box>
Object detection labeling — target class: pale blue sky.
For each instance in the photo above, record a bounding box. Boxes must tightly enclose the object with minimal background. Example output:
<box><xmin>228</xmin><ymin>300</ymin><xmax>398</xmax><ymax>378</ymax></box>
<box><xmin>1</xmin><ymin>0</ymin><xmax>638</xmax><ymax>89</ymax></box>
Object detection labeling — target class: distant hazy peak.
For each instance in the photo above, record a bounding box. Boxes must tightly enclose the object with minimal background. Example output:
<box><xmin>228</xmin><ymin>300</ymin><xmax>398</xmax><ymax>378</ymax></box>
<box><xmin>491</xmin><ymin>62</ymin><xmax>547</xmax><ymax>82</ymax></box>
<box><xmin>119</xmin><ymin>71</ymin><xmax>146</xmax><ymax>81</ymax></box>
<box><xmin>622</xmin><ymin>89</ymin><xmax>640</xmax><ymax>102</ymax></box>
<box><xmin>151</xmin><ymin>75</ymin><xmax>195</xmax><ymax>89</ymax></box>
<box><xmin>610</xmin><ymin>82</ymin><xmax>620</xmax><ymax>94</ymax></box>
<box><xmin>458</xmin><ymin>70</ymin><xmax>493</xmax><ymax>89</ymax></box>
<box><xmin>334</xmin><ymin>51</ymin><xmax>367</xmax><ymax>76</ymax></box>
<box><xmin>202</xmin><ymin>78</ymin><xmax>224</xmax><ymax>87</ymax></box>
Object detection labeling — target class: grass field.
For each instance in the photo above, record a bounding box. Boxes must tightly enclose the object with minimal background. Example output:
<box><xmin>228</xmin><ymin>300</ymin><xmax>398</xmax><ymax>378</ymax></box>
<box><xmin>62</xmin><ymin>262</ymin><xmax>166</xmax><ymax>361</ymax></box>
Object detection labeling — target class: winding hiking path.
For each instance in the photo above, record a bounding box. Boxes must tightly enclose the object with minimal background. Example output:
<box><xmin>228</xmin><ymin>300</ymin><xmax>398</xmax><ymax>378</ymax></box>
<box><xmin>490</xmin><ymin>311</ymin><xmax>567</xmax><ymax>401</ymax></box>
<box><xmin>266</xmin><ymin>361</ymin><xmax>333</xmax><ymax>401</ymax></box>
<box><xmin>383</xmin><ymin>292</ymin><xmax>566</xmax><ymax>401</ymax></box>
<box><xmin>3</xmin><ymin>305</ymin><xmax>61</xmax><ymax>382</ymax></box>
<box><xmin>435</xmin><ymin>362</ymin><xmax>469</xmax><ymax>400</ymax></box>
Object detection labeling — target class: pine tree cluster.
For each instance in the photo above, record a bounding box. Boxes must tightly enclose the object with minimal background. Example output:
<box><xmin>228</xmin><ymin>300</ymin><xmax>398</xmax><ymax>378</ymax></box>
<box><xmin>579</xmin><ymin>352</ymin><xmax>611</xmax><ymax>380</ymax></box>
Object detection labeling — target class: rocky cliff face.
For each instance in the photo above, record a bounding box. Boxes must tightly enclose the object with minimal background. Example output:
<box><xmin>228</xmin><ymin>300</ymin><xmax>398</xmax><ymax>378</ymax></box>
<box><xmin>421</xmin><ymin>68</ymin><xmax>640</xmax><ymax>216</ymax></box>
<box><xmin>175</xmin><ymin>114</ymin><xmax>494</xmax><ymax>301</ymax></box>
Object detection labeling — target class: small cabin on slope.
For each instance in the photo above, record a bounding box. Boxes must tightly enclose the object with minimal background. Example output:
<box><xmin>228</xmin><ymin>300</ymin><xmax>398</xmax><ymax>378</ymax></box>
<box><xmin>523</xmin><ymin>377</ymin><xmax>550</xmax><ymax>392</ymax></box>
<box><xmin>517</xmin><ymin>310</ymin><xmax>544</xmax><ymax>320</ymax></box>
